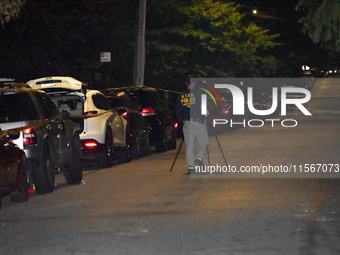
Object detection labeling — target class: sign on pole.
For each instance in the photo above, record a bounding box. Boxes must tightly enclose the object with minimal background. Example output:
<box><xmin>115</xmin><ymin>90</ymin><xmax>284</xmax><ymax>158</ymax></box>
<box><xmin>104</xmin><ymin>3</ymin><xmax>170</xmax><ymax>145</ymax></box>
<box><xmin>100</xmin><ymin>52</ymin><xmax>111</xmax><ymax>62</ymax></box>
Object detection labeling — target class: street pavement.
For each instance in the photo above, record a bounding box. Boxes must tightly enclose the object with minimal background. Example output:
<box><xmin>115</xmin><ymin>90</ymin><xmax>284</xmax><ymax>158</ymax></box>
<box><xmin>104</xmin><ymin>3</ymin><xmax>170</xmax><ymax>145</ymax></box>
<box><xmin>0</xmin><ymin>78</ymin><xmax>340</xmax><ymax>255</ymax></box>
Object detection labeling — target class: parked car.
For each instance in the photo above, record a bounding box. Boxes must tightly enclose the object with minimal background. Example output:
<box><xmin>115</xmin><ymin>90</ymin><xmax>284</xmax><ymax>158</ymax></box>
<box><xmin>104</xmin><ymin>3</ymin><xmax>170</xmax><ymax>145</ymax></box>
<box><xmin>0</xmin><ymin>85</ymin><xmax>82</xmax><ymax>194</ymax></box>
<box><xmin>27</xmin><ymin>77</ymin><xmax>130</xmax><ymax>168</ymax></box>
<box><xmin>102</xmin><ymin>86</ymin><xmax>178</xmax><ymax>153</ymax></box>
<box><xmin>156</xmin><ymin>89</ymin><xmax>182</xmax><ymax>137</ymax></box>
<box><xmin>101</xmin><ymin>90</ymin><xmax>150</xmax><ymax>159</ymax></box>
<box><xmin>0</xmin><ymin>129</ymin><xmax>29</xmax><ymax>209</ymax></box>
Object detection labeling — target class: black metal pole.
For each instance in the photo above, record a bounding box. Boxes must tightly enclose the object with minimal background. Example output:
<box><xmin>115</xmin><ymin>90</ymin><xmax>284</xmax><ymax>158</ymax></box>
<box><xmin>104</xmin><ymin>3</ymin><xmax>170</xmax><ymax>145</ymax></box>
<box><xmin>215</xmin><ymin>135</ymin><xmax>228</xmax><ymax>166</ymax></box>
<box><xmin>207</xmin><ymin>146</ymin><xmax>211</xmax><ymax>165</ymax></box>
<box><xmin>169</xmin><ymin>138</ymin><xmax>184</xmax><ymax>172</ymax></box>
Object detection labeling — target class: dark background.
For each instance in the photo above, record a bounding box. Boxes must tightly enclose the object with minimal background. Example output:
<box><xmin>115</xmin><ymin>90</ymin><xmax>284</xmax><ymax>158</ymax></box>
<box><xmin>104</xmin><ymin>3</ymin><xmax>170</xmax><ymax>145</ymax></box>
<box><xmin>0</xmin><ymin>0</ymin><xmax>337</xmax><ymax>91</ymax></box>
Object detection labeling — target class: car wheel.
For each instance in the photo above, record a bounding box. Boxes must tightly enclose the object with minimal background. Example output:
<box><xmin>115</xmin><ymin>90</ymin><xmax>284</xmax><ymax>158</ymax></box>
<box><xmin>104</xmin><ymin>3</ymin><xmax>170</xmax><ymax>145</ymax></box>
<box><xmin>97</xmin><ymin>129</ymin><xmax>114</xmax><ymax>169</ymax></box>
<box><xmin>140</xmin><ymin>134</ymin><xmax>151</xmax><ymax>157</ymax></box>
<box><xmin>131</xmin><ymin>135</ymin><xmax>141</xmax><ymax>160</ymax></box>
<box><xmin>32</xmin><ymin>145</ymin><xmax>55</xmax><ymax>194</ymax></box>
<box><xmin>64</xmin><ymin>135</ymin><xmax>83</xmax><ymax>184</ymax></box>
<box><xmin>10</xmin><ymin>155</ymin><xmax>29</xmax><ymax>202</ymax></box>
<box><xmin>167</xmin><ymin>131</ymin><xmax>177</xmax><ymax>150</ymax></box>
<box><xmin>155</xmin><ymin>134</ymin><xmax>167</xmax><ymax>153</ymax></box>
<box><xmin>117</xmin><ymin>135</ymin><xmax>131</xmax><ymax>164</ymax></box>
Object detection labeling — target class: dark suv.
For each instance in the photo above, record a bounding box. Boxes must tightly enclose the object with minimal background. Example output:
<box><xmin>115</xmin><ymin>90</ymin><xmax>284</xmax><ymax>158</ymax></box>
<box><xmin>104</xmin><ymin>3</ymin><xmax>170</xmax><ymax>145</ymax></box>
<box><xmin>102</xmin><ymin>86</ymin><xmax>178</xmax><ymax>153</ymax></box>
<box><xmin>0</xmin><ymin>85</ymin><xmax>83</xmax><ymax>194</ymax></box>
<box><xmin>101</xmin><ymin>90</ymin><xmax>151</xmax><ymax>159</ymax></box>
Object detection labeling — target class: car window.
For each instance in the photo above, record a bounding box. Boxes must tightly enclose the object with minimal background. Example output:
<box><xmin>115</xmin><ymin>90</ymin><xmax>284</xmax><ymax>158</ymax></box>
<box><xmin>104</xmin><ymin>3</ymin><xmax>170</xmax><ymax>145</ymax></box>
<box><xmin>92</xmin><ymin>94</ymin><xmax>112</xmax><ymax>110</ymax></box>
<box><xmin>127</xmin><ymin>90</ymin><xmax>161</xmax><ymax>108</ymax></box>
<box><xmin>119</xmin><ymin>93</ymin><xmax>135</xmax><ymax>109</ymax></box>
<box><xmin>116</xmin><ymin>93</ymin><xmax>139</xmax><ymax>110</ymax></box>
<box><xmin>50</xmin><ymin>95</ymin><xmax>83</xmax><ymax>116</ymax></box>
<box><xmin>44</xmin><ymin>95</ymin><xmax>62</xmax><ymax>117</ymax></box>
<box><xmin>106</xmin><ymin>97</ymin><xmax>121</xmax><ymax>108</ymax></box>
<box><xmin>33</xmin><ymin>92</ymin><xmax>60</xmax><ymax>118</ymax></box>
<box><xmin>0</xmin><ymin>92</ymin><xmax>39</xmax><ymax>123</ymax></box>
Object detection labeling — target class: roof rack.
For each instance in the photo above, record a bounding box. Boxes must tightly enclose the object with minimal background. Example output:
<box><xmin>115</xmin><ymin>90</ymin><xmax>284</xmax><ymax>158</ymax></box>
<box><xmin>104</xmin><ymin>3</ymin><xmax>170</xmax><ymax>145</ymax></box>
<box><xmin>0</xmin><ymin>78</ymin><xmax>15</xmax><ymax>82</ymax></box>
<box><xmin>0</xmin><ymin>83</ymin><xmax>31</xmax><ymax>89</ymax></box>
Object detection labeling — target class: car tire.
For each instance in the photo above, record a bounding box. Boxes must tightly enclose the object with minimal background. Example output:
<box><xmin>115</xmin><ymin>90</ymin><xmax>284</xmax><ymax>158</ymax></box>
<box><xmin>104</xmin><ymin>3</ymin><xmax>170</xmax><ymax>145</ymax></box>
<box><xmin>117</xmin><ymin>134</ymin><xmax>131</xmax><ymax>164</ymax></box>
<box><xmin>155</xmin><ymin>134</ymin><xmax>167</xmax><ymax>153</ymax></box>
<box><xmin>10</xmin><ymin>155</ymin><xmax>29</xmax><ymax>202</ymax></box>
<box><xmin>167</xmin><ymin>131</ymin><xmax>177</xmax><ymax>150</ymax></box>
<box><xmin>32</xmin><ymin>145</ymin><xmax>55</xmax><ymax>194</ymax></box>
<box><xmin>140</xmin><ymin>134</ymin><xmax>150</xmax><ymax>157</ymax></box>
<box><xmin>97</xmin><ymin>129</ymin><xmax>114</xmax><ymax>169</ymax></box>
<box><xmin>131</xmin><ymin>135</ymin><xmax>141</xmax><ymax>160</ymax></box>
<box><xmin>64</xmin><ymin>135</ymin><xmax>83</xmax><ymax>184</ymax></box>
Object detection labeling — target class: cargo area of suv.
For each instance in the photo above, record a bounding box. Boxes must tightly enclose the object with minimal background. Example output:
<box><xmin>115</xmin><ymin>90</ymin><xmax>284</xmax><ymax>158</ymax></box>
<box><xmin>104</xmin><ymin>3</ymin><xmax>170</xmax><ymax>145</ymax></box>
<box><xmin>27</xmin><ymin>77</ymin><xmax>130</xmax><ymax>168</ymax></box>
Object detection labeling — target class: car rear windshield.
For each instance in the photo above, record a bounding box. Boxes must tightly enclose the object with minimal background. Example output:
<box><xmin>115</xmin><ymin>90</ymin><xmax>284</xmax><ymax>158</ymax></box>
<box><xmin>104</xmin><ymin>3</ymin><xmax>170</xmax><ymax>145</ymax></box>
<box><xmin>127</xmin><ymin>90</ymin><xmax>161</xmax><ymax>108</ymax></box>
<box><xmin>0</xmin><ymin>92</ymin><xmax>39</xmax><ymax>123</ymax></box>
<box><xmin>50</xmin><ymin>95</ymin><xmax>84</xmax><ymax>115</ymax></box>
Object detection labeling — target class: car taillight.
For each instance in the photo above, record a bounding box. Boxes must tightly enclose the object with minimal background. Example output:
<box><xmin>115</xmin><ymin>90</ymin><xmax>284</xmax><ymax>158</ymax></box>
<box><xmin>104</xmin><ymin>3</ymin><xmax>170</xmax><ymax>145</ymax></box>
<box><xmin>23</xmin><ymin>128</ymin><xmax>37</xmax><ymax>145</ymax></box>
<box><xmin>141</xmin><ymin>107</ymin><xmax>156</xmax><ymax>116</ymax></box>
<box><xmin>121</xmin><ymin>112</ymin><xmax>130</xmax><ymax>120</ymax></box>
<box><xmin>84</xmin><ymin>140</ymin><xmax>99</xmax><ymax>148</ymax></box>
<box><xmin>221</xmin><ymin>108</ymin><xmax>230</xmax><ymax>115</ymax></box>
<box><xmin>220</xmin><ymin>105</ymin><xmax>232</xmax><ymax>115</ymax></box>
<box><xmin>174</xmin><ymin>122</ymin><xmax>179</xmax><ymax>129</ymax></box>
<box><xmin>85</xmin><ymin>111</ymin><xmax>98</xmax><ymax>116</ymax></box>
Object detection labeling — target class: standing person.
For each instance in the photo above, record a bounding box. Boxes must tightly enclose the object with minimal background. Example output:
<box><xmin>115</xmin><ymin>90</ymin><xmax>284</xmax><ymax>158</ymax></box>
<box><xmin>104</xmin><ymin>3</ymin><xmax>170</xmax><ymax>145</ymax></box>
<box><xmin>176</xmin><ymin>76</ymin><xmax>210</xmax><ymax>174</ymax></box>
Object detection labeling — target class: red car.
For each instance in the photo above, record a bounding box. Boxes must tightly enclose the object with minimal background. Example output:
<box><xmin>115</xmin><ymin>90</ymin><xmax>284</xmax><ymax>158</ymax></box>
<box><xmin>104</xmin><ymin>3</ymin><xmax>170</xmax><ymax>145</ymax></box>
<box><xmin>0</xmin><ymin>129</ymin><xmax>29</xmax><ymax>209</ymax></box>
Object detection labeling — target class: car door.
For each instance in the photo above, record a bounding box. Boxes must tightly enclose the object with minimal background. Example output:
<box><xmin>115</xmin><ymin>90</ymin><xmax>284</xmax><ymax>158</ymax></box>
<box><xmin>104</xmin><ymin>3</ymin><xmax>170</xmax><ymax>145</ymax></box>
<box><xmin>44</xmin><ymin>95</ymin><xmax>73</xmax><ymax>164</ymax></box>
<box><xmin>92</xmin><ymin>93</ymin><xmax>126</xmax><ymax>147</ymax></box>
<box><xmin>0</xmin><ymin>140</ymin><xmax>19</xmax><ymax>194</ymax></box>
<box><xmin>153</xmin><ymin>91</ymin><xmax>174</xmax><ymax>137</ymax></box>
<box><xmin>33</xmin><ymin>92</ymin><xmax>63</xmax><ymax>166</ymax></box>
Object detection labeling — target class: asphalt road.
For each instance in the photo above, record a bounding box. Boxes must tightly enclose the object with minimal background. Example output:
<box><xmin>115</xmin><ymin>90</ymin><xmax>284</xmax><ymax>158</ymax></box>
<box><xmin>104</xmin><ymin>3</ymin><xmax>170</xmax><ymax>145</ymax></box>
<box><xmin>1</xmin><ymin>78</ymin><xmax>340</xmax><ymax>255</ymax></box>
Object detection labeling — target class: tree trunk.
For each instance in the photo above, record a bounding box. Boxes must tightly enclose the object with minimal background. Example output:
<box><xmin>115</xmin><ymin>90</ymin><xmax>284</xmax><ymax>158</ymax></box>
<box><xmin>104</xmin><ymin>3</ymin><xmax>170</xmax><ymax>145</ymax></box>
<box><xmin>133</xmin><ymin>0</ymin><xmax>146</xmax><ymax>86</ymax></box>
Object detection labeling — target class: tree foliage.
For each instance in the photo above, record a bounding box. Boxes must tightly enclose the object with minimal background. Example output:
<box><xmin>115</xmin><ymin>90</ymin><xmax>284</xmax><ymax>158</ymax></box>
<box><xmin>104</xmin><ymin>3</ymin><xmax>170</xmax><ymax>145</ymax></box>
<box><xmin>297</xmin><ymin>0</ymin><xmax>340</xmax><ymax>52</ymax></box>
<box><xmin>0</xmin><ymin>0</ymin><xmax>138</xmax><ymax>85</ymax></box>
<box><xmin>1</xmin><ymin>0</ymin><xmax>282</xmax><ymax>89</ymax></box>
<box><xmin>146</xmin><ymin>0</ymin><xmax>280</xmax><ymax>87</ymax></box>
<box><xmin>0</xmin><ymin>0</ymin><xmax>26</xmax><ymax>27</ymax></box>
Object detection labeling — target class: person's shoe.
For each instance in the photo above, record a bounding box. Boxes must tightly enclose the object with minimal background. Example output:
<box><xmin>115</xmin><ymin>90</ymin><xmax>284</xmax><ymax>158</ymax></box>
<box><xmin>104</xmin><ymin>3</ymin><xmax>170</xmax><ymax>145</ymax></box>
<box><xmin>194</xmin><ymin>158</ymin><xmax>204</xmax><ymax>167</ymax></box>
<box><xmin>186</xmin><ymin>166</ymin><xmax>195</xmax><ymax>175</ymax></box>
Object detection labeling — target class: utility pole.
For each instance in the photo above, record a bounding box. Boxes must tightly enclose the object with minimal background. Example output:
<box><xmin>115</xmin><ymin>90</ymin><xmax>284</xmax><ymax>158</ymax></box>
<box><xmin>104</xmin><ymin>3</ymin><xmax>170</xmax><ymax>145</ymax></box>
<box><xmin>133</xmin><ymin>0</ymin><xmax>146</xmax><ymax>86</ymax></box>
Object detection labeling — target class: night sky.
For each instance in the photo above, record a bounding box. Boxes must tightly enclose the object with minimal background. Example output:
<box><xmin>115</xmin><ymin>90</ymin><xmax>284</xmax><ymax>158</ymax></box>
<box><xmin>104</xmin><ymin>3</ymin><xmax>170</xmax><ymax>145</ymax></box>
<box><xmin>237</xmin><ymin>0</ymin><xmax>332</xmax><ymax>69</ymax></box>
<box><xmin>0</xmin><ymin>0</ymin><xmax>336</xmax><ymax>87</ymax></box>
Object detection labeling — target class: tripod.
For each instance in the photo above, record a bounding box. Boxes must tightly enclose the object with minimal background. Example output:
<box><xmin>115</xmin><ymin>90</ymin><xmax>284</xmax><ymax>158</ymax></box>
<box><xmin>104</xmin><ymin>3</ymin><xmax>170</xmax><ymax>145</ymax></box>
<box><xmin>169</xmin><ymin>137</ymin><xmax>184</xmax><ymax>172</ymax></box>
<box><xmin>205</xmin><ymin>134</ymin><xmax>228</xmax><ymax>170</ymax></box>
<box><xmin>169</xmin><ymin>134</ymin><xmax>228</xmax><ymax>172</ymax></box>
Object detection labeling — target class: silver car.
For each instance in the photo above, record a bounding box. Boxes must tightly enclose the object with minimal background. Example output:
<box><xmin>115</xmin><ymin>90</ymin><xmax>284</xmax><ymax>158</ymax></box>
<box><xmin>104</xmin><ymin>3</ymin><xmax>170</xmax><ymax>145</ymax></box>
<box><xmin>0</xmin><ymin>85</ymin><xmax>83</xmax><ymax>194</ymax></box>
